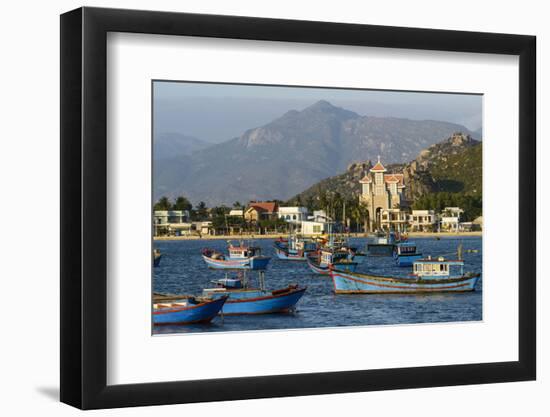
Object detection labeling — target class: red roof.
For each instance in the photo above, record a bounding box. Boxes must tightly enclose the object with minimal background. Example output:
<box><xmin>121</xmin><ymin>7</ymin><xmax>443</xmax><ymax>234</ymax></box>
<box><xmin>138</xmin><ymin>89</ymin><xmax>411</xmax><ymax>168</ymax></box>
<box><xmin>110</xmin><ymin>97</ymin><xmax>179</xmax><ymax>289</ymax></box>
<box><xmin>370</xmin><ymin>161</ymin><xmax>386</xmax><ymax>172</ymax></box>
<box><xmin>247</xmin><ymin>202</ymin><xmax>278</xmax><ymax>213</ymax></box>
<box><xmin>384</xmin><ymin>173</ymin><xmax>404</xmax><ymax>186</ymax></box>
<box><xmin>359</xmin><ymin>175</ymin><xmax>372</xmax><ymax>183</ymax></box>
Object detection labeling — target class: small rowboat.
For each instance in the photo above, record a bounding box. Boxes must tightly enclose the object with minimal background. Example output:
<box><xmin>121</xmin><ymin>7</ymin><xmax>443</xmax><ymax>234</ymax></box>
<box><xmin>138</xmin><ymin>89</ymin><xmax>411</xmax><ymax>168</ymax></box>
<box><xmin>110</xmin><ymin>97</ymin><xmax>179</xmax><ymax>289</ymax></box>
<box><xmin>153</xmin><ymin>296</ymin><xmax>228</xmax><ymax>325</ymax></box>
<box><xmin>202</xmin><ymin>272</ymin><xmax>306</xmax><ymax>315</ymax></box>
<box><xmin>331</xmin><ymin>256</ymin><xmax>480</xmax><ymax>294</ymax></box>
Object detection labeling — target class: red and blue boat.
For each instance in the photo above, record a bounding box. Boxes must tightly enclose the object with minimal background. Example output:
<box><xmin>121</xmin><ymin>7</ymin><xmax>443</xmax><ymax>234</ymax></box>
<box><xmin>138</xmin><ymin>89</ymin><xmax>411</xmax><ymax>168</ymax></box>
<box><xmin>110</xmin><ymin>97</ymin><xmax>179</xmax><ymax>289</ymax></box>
<box><xmin>202</xmin><ymin>242</ymin><xmax>271</xmax><ymax>270</ymax></box>
<box><xmin>330</xmin><ymin>256</ymin><xmax>480</xmax><ymax>294</ymax></box>
<box><xmin>202</xmin><ymin>272</ymin><xmax>306</xmax><ymax>315</ymax></box>
<box><xmin>153</xmin><ymin>295</ymin><xmax>228</xmax><ymax>325</ymax></box>
<box><xmin>393</xmin><ymin>241</ymin><xmax>423</xmax><ymax>266</ymax></box>
<box><xmin>306</xmin><ymin>249</ymin><xmax>358</xmax><ymax>275</ymax></box>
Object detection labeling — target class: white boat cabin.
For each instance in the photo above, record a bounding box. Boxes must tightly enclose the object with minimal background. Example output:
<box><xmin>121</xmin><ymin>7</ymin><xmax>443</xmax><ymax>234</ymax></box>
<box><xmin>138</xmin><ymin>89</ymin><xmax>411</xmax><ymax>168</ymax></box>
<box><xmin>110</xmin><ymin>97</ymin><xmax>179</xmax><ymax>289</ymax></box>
<box><xmin>228</xmin><ymin>244</ymin><xmax>261</xmax><ymax>259</ymax></box>
<box><xmin>413</xmin><ymin>257</ymin><xmax>464</xmax><ymax>278</ymax></box>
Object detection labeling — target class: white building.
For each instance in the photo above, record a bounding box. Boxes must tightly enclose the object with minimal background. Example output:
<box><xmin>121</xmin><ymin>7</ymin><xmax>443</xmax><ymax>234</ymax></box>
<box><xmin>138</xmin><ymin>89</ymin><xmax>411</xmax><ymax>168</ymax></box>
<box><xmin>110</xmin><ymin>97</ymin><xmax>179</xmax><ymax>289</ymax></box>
<box><xmin>380</xmin><ymin>208</ymin><xmax>409</xmax><ymax>232</ymax></box>
<box><xmin>301</xmin><ymin>220</ymin><xmax>330</xmax><ymax>236</ymax></box>
<box><xmin>154</xmin><ymin>210</ymin><xmax>188</xmax><ymax>236</ymax></box>
<box><xmin>440</xmin><ymin>207</ymin><xmax>464</xmax><ymax>231</ymax></box>
<box><xmin>310</xmin><ymin>210</ymin><xmax>330</xmax><ymax>222</ymax></box>
<box><xmin>278</xmin><ymin>206</ymin><xmax>308</xmax><ymax>223</ymax></box>
<box><xmin>409</xmin><ymin>209</ymin><xmax>437</xmax><ymax>232</ymax></box>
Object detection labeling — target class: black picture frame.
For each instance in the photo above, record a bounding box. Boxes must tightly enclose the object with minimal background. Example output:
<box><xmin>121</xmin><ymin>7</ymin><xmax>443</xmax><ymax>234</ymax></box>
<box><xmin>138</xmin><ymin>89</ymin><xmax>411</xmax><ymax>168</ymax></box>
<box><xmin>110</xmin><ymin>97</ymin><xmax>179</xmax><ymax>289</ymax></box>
<box><xmin>60</xmin><ymin>6</ymin><xmax>536</xmax><ymax>410</ymax></box>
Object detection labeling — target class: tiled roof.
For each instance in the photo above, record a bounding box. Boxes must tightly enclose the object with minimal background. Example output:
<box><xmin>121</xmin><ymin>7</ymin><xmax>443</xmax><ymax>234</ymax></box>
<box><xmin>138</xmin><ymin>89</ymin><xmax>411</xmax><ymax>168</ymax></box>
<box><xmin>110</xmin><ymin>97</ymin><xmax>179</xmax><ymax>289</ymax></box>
<box><xmin>247</xmin><ymin>202</ymin><xmax>278</xmax><ymax>213</ymax></box>
<box><xmin>359</xmin><ymin>175</ymin><xmax>372</xmax><ymax>183</ymax></box>
<box><xmin>384</xmin><ymin>173</ymin><xmax>404</xmax><ymax>186</ymax></box>
<box><xmin>370</xmin><ymin>161</ymin><xmax>386</xmax><ymax>172</ymax></box>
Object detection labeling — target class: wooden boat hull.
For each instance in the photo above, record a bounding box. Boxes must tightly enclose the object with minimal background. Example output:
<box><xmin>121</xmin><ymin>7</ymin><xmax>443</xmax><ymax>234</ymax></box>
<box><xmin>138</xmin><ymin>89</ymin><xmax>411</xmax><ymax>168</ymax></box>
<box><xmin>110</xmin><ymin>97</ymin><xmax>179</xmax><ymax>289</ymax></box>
<box><xmin>306</xmin><ymin>255</ymin><xmax>357</xmax><ymax>275</ymax></box>
<box><xmin>273</xmin><ymin>246</ymin><xmax>308</xmax><ymax>261</ymax></box>
<box><xmin>153</xmin><ymin>296</ymin><xmax>227</xmax><ymax>325</ymax></box>
<box><xmin>330</xmin><ymin>269</ymin><xmax>480</xmax><ymax>294</ymax></box>
<box><xmin>202</xmin><ymin>254</ymin><xmax>270</xmax><ymax>270</ymax></box>
<box><xmin>208</xmin><ymin>286</ymin><xmax>306</xmax><ymax>315</ymax></box>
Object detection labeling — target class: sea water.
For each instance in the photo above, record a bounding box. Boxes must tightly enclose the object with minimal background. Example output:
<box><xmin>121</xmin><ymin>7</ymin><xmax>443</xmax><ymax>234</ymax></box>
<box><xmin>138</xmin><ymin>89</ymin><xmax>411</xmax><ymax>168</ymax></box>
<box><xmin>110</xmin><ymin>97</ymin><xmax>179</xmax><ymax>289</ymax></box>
<box><xmin>153</xmin><ymin>236</ymin><xmax>482</xmax><ymax>334</ymax></box>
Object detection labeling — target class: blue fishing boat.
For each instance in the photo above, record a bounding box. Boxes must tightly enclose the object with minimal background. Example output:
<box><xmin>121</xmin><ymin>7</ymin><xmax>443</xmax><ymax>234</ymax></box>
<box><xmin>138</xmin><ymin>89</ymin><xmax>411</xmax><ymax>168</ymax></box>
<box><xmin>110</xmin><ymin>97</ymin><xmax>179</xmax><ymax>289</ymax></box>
<box><xmin>153</xmin><ymin>249</ymin><xmax>162</xmax><ymax>267</ymax></box>
<box><xmin>153</xmin><ymin>295</ymin><xmax>228</xmax><ymax>325</ymax></box>
<box><xmin>202</xmin><ymin>271</ymin><xmax>306</xmax><ymax>315</ymax></box>
<box><xmin>393</xmin><ymin>241</ymin><xmax>422</xmax><ymax>266</ymax></box>
<box><xmin>306</xmin><ymin>249</ymin><xmax>358</xmax><ymax>275</ymax></box>
<box><xmin>273</xmin><ymin>235</ymin><xmax>317</xmax><ymax>261</ymax></box>
<box><xmin>202</xmin><ymin>243</ymin><xmax>271</xmax><ymax>270</ymax></box>
<box><xmin>330</xmin><ymin>256</ymin><xmax>480</xmax><ymax>294</ymax></box>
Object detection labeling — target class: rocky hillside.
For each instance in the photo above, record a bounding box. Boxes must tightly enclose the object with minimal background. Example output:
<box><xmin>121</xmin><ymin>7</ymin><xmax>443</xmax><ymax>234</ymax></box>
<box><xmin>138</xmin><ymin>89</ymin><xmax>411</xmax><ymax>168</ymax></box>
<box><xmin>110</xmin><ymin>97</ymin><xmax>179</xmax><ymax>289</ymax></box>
<box><xmin>154</xmin><ymin>100</ymin><xmax>479</xmax><ymax>205</ymax></box>
<box><xmin>288</xmin><ymin>132</ymin><xmax>482</xmax><ymax>205</ymax></box>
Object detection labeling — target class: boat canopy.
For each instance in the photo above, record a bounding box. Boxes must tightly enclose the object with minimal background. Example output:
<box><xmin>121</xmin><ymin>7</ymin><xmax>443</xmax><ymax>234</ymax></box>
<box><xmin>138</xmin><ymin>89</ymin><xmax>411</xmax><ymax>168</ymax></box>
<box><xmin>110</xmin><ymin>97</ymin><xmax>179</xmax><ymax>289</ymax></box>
<box><xmin>413</xmin><ymin>257</ymin><xmax>464</xmax><ymax>277</ymax></box>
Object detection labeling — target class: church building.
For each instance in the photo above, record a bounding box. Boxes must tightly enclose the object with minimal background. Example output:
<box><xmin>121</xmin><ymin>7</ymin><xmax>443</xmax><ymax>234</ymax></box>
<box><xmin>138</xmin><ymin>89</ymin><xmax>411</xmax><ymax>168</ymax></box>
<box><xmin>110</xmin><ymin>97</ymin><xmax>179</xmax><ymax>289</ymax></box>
<box><xmin>359</xmin><ymin>157</ymin><xmax>409</xmax><ymax>232</ymax></box>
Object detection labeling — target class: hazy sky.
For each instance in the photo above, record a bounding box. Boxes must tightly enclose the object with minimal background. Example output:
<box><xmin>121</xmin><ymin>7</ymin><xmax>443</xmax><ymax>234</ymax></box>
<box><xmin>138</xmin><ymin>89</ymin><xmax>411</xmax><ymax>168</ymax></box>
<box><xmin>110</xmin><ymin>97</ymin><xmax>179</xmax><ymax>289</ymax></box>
<box><xmin>153</xmin><ymin>81</ymin><xmax>482</xmax><ymax>143</ymax></box>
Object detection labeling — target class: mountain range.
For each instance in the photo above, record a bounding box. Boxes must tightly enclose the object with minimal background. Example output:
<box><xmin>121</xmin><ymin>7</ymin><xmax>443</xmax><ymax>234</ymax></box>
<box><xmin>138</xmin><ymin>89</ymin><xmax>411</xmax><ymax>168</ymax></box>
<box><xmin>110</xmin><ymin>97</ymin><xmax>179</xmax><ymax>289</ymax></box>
<box><xmin>153</xmin><ymin>100</ymin><xmax>480</xmax><ymax>205</ymax></box>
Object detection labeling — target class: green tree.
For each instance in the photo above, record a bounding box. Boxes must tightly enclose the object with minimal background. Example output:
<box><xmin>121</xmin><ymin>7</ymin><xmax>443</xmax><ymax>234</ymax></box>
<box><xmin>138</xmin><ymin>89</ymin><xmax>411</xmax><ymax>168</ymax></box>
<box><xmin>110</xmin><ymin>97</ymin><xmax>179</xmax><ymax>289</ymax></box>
<box><xmin>195</xmin><ymin>201</ymin><xmax>208</xmax><ymax>220</ymax></box>
<box><xmin>173</xmin><ymin>196</ymin><xmax>192</xmax><ymax>211</ymax></box>
<box><xmin>153</xmin><ymin>196</ymin><xmax>172</xmax><ymax>211</ymax></box>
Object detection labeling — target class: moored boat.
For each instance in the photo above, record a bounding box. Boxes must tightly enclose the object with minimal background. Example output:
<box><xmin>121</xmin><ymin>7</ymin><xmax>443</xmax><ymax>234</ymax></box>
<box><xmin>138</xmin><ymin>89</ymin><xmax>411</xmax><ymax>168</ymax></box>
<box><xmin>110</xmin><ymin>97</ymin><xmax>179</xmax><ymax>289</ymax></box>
<box><xmin>153</xmin><ymin>295</ymin><xmax>228</xmax><ymax>325</ymax></box>
<box><xmin>202</xmin><ymin>243</ymin><xmax>271</xmax><ymax>270</ymax></box>
<box><xmin>330</xmin><ymin>256</ymin><xmax>480</xmax><ymax>294</ymax></box>
<box><xmin>306</xmin><ymin>249</ymin><xmax>358</xmax><ymax>275</ymax></box>
<box><xmin>202</xmin><ymin>272</ymin><xmax>306</xmax><ymax>315</ymax></box>
<box><xmin>273</xmin><ymin>235</ymin><xmax>317</xmax><ymax>261</ymax></box>
<box><xmin>393</xmin><ymin>241</ymin><xmax>423</xmax><ymax>266</ymax></box>
<box><xmin>366</xmin><ymin>231</ymin><xmax>399</xmax><ymax>256</ymax></box>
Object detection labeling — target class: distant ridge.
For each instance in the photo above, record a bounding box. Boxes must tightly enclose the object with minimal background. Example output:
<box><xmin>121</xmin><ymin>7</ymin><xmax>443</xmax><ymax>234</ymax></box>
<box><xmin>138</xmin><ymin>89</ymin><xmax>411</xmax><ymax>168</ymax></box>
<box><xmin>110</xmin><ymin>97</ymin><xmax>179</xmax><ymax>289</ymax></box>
<box><xmin>154</xmin><ymin>100</ymin><xmax>479</xmax><ymax>205</ymax></box>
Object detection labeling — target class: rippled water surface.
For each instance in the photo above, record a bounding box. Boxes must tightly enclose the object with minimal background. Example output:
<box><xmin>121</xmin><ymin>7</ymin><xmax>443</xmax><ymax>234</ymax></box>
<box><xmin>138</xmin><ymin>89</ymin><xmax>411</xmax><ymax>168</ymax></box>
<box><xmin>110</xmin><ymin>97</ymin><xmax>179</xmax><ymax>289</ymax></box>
<box><xmin>153</xmin><ymin>236</ymin><xmax>482</xmax><ymax>334</ymax></box>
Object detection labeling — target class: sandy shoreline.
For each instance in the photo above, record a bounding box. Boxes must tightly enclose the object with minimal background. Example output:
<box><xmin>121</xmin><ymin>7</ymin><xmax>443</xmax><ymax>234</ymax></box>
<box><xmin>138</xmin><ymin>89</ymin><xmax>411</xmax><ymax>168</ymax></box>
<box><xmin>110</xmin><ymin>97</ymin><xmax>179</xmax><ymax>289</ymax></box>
<box><xmin>154</xmin><ymin>231</ymin><xmax>482</xmax><ymax>241</ymax></box>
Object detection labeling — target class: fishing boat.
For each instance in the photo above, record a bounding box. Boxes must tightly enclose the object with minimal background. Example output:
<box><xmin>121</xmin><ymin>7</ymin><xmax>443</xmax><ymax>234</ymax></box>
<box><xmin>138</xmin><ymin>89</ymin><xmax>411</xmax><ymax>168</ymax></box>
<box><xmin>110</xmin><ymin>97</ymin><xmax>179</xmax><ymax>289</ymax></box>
<box><xmin>202</xmin><ymin>242</ymin><xmax>271</xmax><ymax>270</ymax></box>
<box><xmin>393</xmin><ymin>241</ymin><xmax>423</xmax><ymax>266</ymax></box>
<box><xmin>153</xmin><ymin>249</ymin><xmax>162</xmax><ymax>267</ymax></box>
<box><xmin>366</xmin><ymin>231</ymin><xmax>400</xmax><ymax>256</ymax></box>
<box><xmin>330</xmin><ymin>255</ymin><xmax>480</xmax><ymax>294</ymax></box>
<box><xmin>306</xmin><ymin>249</ymin><xmax>358</xmax><ymax>275</ymax></box>
<box><xmin>153</xmin><ymin>295</ymin><xmax>228</xmax><ymax>325</ymax></box>
<box><xmin>202</xmin><ymin>271</ymin><xmax>306</xmax><ymax>315</ymax></box>
<box><xmin>273</xmin><ymin>235</ymin><xmax>317</xmax><ymax>261</ymax></box>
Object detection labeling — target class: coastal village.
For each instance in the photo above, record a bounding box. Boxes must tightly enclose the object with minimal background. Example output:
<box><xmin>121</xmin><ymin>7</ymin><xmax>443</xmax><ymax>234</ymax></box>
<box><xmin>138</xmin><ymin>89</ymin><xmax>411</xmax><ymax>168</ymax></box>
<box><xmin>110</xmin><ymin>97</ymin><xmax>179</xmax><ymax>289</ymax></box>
<box><xmin>153</xmin><ymin>156</ymin><xmax>482</xmax><ymax>239</ymax></box>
